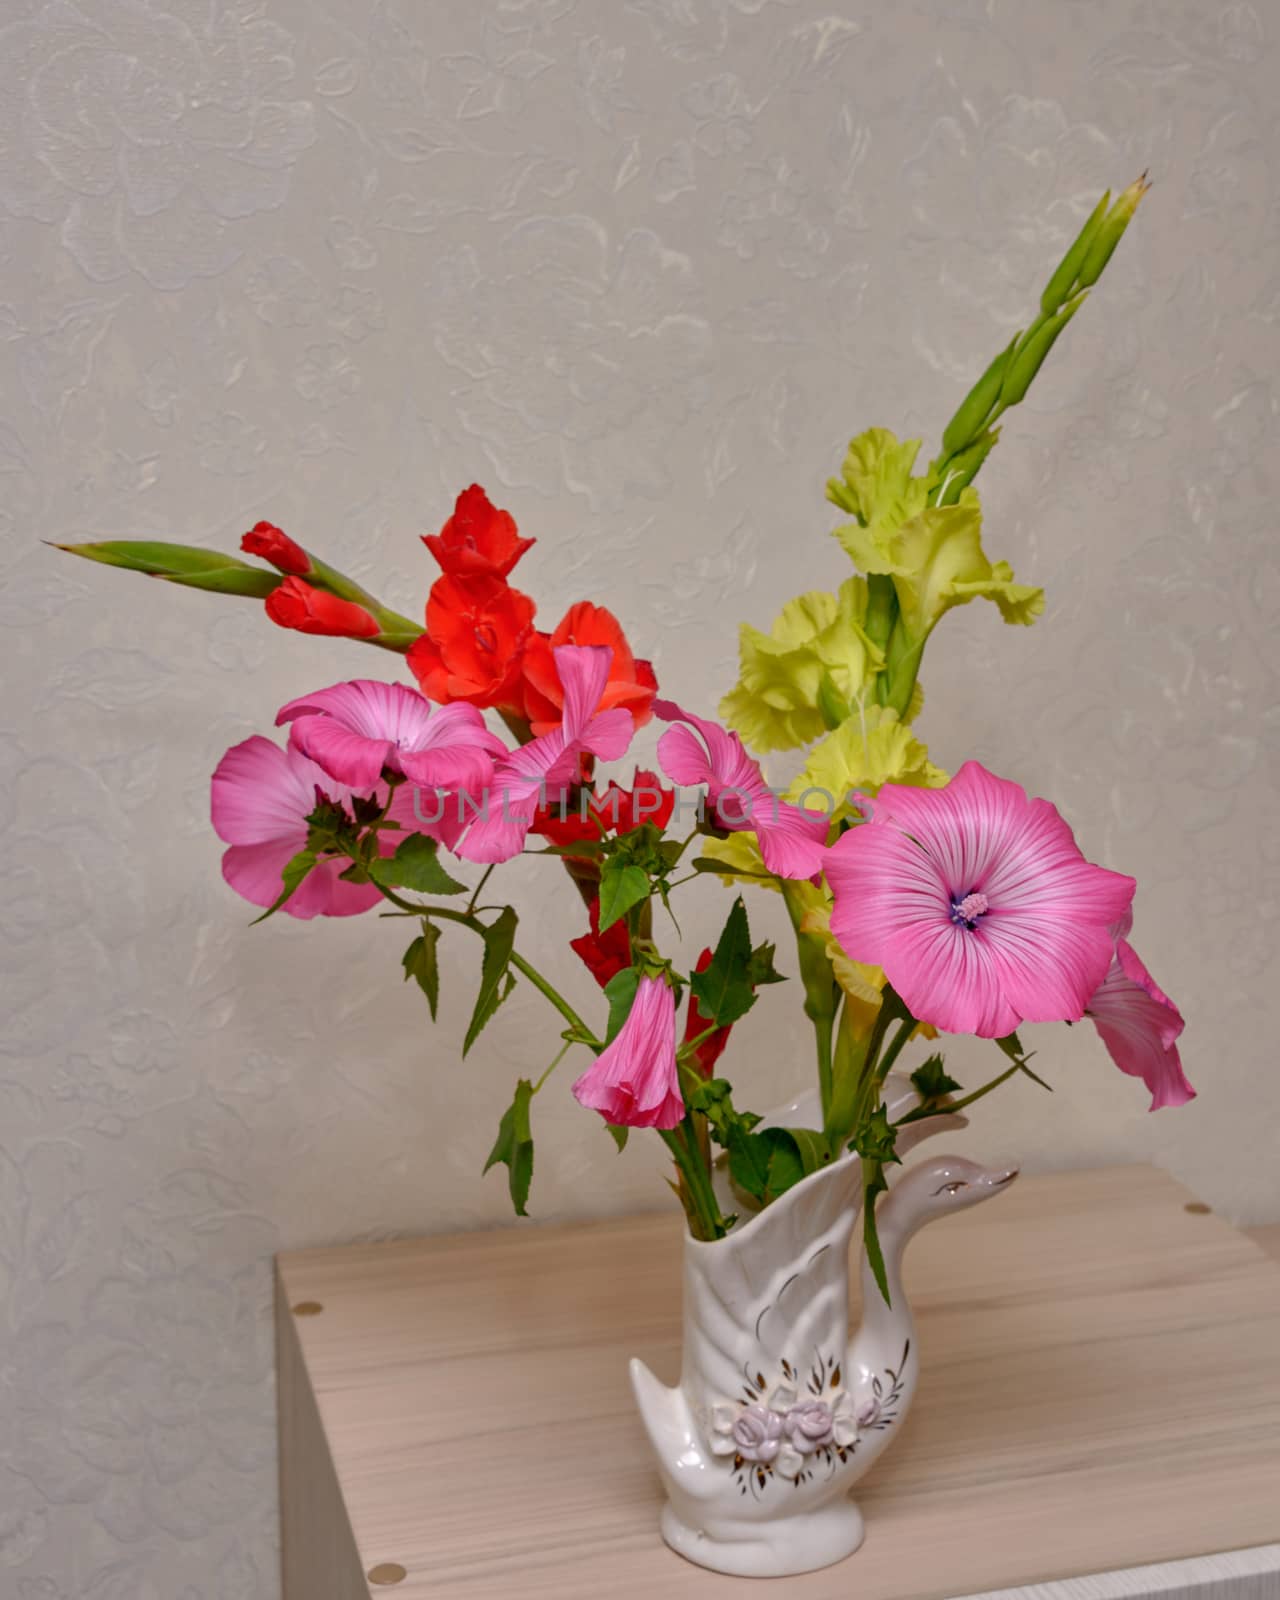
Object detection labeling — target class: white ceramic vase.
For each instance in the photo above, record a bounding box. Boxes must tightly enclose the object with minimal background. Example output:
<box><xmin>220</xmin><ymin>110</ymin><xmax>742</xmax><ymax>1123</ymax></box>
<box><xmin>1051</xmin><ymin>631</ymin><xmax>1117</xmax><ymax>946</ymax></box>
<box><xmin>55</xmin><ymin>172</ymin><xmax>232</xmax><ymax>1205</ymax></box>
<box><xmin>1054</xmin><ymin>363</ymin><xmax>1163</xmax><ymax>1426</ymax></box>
<box><xmin>630</xmin><ymin>1078</ymin><xmax>1017</xmax><ymax>1577</ymax></box>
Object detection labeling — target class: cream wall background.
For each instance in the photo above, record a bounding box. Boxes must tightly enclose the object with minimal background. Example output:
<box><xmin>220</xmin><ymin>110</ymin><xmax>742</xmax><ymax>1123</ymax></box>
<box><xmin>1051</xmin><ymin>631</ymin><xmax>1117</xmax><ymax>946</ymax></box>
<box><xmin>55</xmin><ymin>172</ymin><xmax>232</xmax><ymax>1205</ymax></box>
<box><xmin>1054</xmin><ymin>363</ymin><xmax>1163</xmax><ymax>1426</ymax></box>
<box><xmin>2</xmin><ymin>0</ymin><xmax>1278</xmax><ymax>1593</ymax></box>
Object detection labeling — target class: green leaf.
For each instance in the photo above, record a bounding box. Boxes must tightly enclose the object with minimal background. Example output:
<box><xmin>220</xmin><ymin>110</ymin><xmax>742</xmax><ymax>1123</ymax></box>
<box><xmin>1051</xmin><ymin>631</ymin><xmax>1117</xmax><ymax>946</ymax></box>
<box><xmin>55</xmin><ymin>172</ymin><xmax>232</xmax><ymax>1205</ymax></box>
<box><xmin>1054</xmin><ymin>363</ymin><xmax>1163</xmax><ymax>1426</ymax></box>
<box><xmin>463</xmin><ymin>907</ymin><xmax>518</xmax><ymax>1057</ymax></box>
<box><xmin>690</xmin><ymin>856</ymin><xmax>775</xmax><ymax>880</ymax></box>
<box><xmin>402</xmin><ymin>920</ymin><xmax>442</xmax><ymax>1020</ymax></box>
<box><xmin>250</xmin><ymin>849</ymin><xmax>318</xmax><ymax>924</ymax></box>
<box><xmin>995</xmin><ymin>1032</ymin><xmax>1053</xmax><ymax>1090</ymax></box>
<box><xmin>851</xmin><ymin>1104</ymin><xmax>900</xmax><ymax>1167</ymax></box>
<box><xmin>746</xmin><ymin>941</ymin><xmax>786</xmax><ymax>987</ymax></box>
<box><xmin>727</xmin><ymin>1124</ymin><xmax>772</xmax><ymax>1203</ymax></box>
<box><xmin>726</xmin><ymin>1124</ymin><xmax>831</xmax><ymax>1206</ymax></box>
<box><xmin>597</xmin><ymin>858</ymin><xmax>650</xmax><ymax>933</ymax></box>
<box><xmin>863</xmin><ymin>1162</ymin><xmax>891</xmax><ymax>1305</ymax></box>
<box><xmin>370</xmin><ymin>833</ymin><xmax>466</xmax><ymax>896</ymax></box>
<box><xmin>690</xmin><ymin>897</ymin><xmax>756</xmax><ymax>1026</ymax></box>
<box><xmin>766</xmin><ymin>1136</ymin><xmax>804</xmax><ymax>1198</ymax></box>
<box><xmin>483</xmin><ymin>1078</ymin><xmax>535</xmax><ymax>1217</ymax></box>
<box><xmin>605</xmin><ymin>1123</ymin><xmax>629</xmax><ymax>1152</ymax></box>
<box><xmin>602</xmin><ymin>966</ymin><xmax>642</xmax><ymax>1044</ymax></box>
<box><xmin>785</xmin><ymin>1126</ymin><xmax>834</xmax><ymax>1175</ymax></box>
<box><xmin>532</xmin><ymin>837</ymin><xmax>604</xmax><ymax>859</ymax></box>
<box><xmin>910</xmin><ymin>1055</ymin><xmax>962</xmax><ymax>1103</ymax></box>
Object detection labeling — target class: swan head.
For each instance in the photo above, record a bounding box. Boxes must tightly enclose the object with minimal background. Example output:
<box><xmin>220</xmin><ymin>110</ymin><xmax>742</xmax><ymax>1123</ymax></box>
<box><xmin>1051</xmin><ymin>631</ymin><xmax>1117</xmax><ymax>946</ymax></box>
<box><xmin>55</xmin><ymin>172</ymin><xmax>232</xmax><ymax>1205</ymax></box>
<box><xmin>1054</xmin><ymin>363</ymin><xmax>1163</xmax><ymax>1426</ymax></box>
<box><xmin>889</xmin><ymin>1154</ymin><xmax>1019</xmax><ymax>1224</ymax></box>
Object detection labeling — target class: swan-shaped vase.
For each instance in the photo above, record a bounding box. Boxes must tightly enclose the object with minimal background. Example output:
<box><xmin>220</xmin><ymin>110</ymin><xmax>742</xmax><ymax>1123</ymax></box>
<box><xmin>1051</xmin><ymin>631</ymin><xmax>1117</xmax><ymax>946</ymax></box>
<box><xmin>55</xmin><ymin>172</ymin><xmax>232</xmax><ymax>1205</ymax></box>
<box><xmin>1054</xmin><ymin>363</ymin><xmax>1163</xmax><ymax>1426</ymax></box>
<box><xmin>630</xmin><ymin>1077</ymin><xmax>1017</xmax><ymax>1577</ymax></box>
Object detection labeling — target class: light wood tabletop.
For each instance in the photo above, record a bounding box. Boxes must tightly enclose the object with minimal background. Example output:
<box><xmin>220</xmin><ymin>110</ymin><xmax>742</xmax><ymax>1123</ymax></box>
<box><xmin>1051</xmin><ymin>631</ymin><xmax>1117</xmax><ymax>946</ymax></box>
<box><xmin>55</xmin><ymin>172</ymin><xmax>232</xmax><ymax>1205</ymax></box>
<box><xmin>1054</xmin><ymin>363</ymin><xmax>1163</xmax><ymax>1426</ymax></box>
<box><xmin>276</xmin><ymin>1165</ymin><xmax>1280</xmax><ymax>1600</ymax></box>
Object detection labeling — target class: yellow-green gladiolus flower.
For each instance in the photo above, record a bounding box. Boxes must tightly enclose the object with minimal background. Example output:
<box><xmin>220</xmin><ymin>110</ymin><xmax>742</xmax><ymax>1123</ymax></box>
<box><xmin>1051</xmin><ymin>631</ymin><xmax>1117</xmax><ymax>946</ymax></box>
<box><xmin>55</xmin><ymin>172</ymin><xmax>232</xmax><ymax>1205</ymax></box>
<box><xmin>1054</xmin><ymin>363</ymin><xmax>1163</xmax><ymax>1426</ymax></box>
<box><xmin>719</xmin><ymin>578</ymin><xmax>883</xmax><ymax>753</ymax></box>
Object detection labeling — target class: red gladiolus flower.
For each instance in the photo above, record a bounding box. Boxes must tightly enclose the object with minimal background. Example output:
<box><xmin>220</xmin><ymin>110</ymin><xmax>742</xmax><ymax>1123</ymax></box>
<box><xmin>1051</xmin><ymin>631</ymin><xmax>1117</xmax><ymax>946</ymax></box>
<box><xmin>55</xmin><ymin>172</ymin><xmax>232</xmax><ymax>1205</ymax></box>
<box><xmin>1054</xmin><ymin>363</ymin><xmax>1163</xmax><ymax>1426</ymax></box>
<box><xmin>532</xmin><ymin>768</ymin><xmax>675</xmax><ymax>854</ymax></box>
<box><xmin>407</xmin><ymin>574</ymin><xmax>535</xmax><ymax>711</ymax></box>
<box><xmin>265</xmin><ymin>577</ymin><xmax>380</xmax><ymax>639</ymax></box>
<box><xmin>520</xmin><ymin>602</ymin><xmax>657</xmax><ymax>735</ymax></box>
<box><xmin>423</xmin><ymin>484</ymin><xmax>535</xmax><ymax>580</ymax></box>
<box><xmin>241</xmin><ymin>520</ymin><xmax>311</xmax><ymax>576</ymax></box>
<box><xmin>684</xmin><ymin>947</ymin><xmax>734</xmax><ymax>1076</ymax></box>
<box><xmin>570</xmin><ymin>898</ymin><xmax>633</xmax><ymax>988</ymax></box>
<box><xmin>593</xmin><ymin>769</ymin><xmax>675</xmax><ymax>834</ymax></box>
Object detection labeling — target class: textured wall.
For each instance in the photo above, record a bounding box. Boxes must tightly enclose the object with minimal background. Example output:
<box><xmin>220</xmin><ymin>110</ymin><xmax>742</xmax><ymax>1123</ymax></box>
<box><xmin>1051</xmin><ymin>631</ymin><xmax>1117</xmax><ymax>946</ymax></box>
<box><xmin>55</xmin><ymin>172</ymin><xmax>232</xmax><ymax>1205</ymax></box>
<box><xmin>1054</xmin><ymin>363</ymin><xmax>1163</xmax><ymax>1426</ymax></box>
<box><xmin>2</xmin><ymin>0</ymin><xmax>1278</xmax><ymax>1593</ymax></box>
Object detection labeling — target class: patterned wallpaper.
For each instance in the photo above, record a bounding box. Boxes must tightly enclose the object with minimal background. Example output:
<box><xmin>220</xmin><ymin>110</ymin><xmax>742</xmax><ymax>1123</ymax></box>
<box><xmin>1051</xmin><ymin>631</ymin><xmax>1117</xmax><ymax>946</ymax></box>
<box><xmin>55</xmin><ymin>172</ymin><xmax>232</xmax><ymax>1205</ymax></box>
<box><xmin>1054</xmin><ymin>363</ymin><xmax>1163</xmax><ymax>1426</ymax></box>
<box><xmin>2</xmin><ymin>0</ymin><xmax>1278</xmax><ymax>1593</ymax></box>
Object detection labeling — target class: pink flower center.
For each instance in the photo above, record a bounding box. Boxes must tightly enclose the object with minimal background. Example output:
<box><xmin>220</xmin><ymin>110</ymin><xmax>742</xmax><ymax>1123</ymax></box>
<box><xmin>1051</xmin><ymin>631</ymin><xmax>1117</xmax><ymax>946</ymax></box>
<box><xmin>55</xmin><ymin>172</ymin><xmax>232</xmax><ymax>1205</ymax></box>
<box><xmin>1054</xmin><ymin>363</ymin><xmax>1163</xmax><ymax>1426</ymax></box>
<box><xmin>951</xmin><ymin>890</ymin><xmax>989</xmax><ymax>929</ymax></box>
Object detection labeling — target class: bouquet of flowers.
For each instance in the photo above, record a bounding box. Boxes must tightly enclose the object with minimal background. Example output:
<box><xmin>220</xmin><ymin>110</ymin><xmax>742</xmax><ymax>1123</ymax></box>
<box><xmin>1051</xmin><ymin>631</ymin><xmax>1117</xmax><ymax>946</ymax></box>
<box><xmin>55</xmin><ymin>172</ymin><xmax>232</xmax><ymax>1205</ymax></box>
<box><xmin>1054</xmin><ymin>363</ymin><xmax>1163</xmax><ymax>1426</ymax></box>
<box><xmin>57</xmin><ymin>176</ymin><xmax>1190</xmax><ymax>1294</ymax></box>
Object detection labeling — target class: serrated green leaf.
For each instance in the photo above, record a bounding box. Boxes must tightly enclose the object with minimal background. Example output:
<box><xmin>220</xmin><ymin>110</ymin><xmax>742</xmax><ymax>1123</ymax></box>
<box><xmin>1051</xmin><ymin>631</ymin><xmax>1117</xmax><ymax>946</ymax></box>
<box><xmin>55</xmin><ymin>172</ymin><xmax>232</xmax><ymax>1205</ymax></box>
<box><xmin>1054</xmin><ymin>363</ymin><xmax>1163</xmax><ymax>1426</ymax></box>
<box><xmin>597</xmin><ymin>859</ymin><xmax>650</xmax><ymax>933</ymax></box>
<box><xmin>402</xmin><ymin>920</ymin><xmax>442</xmax><ymax>1019</ymax></box>
<box><xmin>602</xmin><ymin>966</ymin><xmax>642</xmax><ymax>1044</ymax></box>
<box><xmin>746</xmin><ymin>941</ymin><xmax>786</xmax><ymax>987</ymax></box>
<box><xmin>851</xmin><ymin>1104</ymin><xmax>900</xmax><ymax>1167</ymax></box>
<box><xmin>727</xmin><ymin>1124</ymin><xmax>772</xmax><ymax>1203</ymax></box>
<box><xmin>370</xmin><ymin>832</ymin><xmax>466</xmax><ymax>896</ymax></box>
<box><xmin>690</xmin><ymin>897</ymin><xmax>756</xmax><ymax>1026</ymax></box>
<box><xmin>463</xmin><ymin>906</ymin><xmax>518</xmax><ymax>1056</ymax></box>
<box><xmin>483</xmin><ymin>1077</ymin><xmax>535</xmax><ymax>1216</ymax></box>
<box><xmin>910</xmin><ymin>1054</ymin><xmax>962</xmax><ymax>1103</ymax></box>
<box><xmin>250</xmin><ymin>849</ymin><xmax>317</xmax><ymax>924</ymax></box>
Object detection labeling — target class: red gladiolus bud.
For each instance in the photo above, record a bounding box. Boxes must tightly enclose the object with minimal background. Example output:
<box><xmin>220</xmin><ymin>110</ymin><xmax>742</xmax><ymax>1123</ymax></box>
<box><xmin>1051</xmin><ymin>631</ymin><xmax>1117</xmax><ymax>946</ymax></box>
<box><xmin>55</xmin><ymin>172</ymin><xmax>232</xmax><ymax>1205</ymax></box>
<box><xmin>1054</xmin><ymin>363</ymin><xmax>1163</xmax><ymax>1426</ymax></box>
<box><xmin>684</xmin><ymin>947</ymin><xmax>734</xmax><ymax>1076</ymax></box>
<box><xmin>423</xmin><ymin>485</ymin><xmax>535</xmax><ymax>580</ymax></box>
<box><xmin>264</xmin><ymin>576</ymin><xmax>381</xmax><ymax>639</ymax></box>
<box><xmin>241</xmin><ymin>521</ymin><xmax>311</xmax><ymax>576</ymax></box>
<box><xmin>570</xmin><ymin>898</ymin><xmax>633</xmax><ymax>989</ymax></box>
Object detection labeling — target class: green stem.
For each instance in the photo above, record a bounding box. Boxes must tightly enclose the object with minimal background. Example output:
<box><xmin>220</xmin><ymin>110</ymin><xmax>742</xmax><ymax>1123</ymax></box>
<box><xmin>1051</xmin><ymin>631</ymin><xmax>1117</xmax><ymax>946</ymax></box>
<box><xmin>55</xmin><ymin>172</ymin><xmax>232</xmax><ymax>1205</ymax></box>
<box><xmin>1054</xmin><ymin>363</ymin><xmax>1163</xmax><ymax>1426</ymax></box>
<box><xmin>660</xmin><ymin>1119</ymin><xmax>727</xmax><ymax>1241</ymax></box>
<box><xmin>894</xmin><ymin>1061</ymin><xmax>1020</xmax><ymax>1127</ymax></box>
<box><xmin>814</xmin><ymin>1014</ymin><xmax>835</xmax><ymax>1118</ymax></box>
<box><xmin>677</xmin><ymin>1023</ymin><xmax>721</xmax><ymax>1064</ymax></box>
<box><xmin>874</xmin><ymin>1016</ymin><xmax>916</xmax><ymax>1085</ymax></box>
<box><xmin>372</xmin><ymin>883</ymin><xmax>598</xmax><ymax>1046</ymax></box>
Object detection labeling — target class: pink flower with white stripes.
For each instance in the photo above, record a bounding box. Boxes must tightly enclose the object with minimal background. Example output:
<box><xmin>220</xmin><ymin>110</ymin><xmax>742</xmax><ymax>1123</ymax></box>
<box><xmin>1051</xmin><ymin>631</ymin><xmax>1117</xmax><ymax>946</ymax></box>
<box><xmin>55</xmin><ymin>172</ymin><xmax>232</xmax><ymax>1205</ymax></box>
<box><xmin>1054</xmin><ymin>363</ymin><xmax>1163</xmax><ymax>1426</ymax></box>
<box><xmin>825</xmin><ymin>761</ymin><xmax>1136</xmax><ymax>1038</ymax></box>
<box><xmin>276</xmin><ymin>678</ymin><xmax>506</xmax><ymax>792</ymax></box>
<box><xmin>654</xmin><ymin>699</ymin><xmax>829</xmax><ymax>880</ymax></box>
<box><xmin>572</xmin><ymin>975</ymin><xmax>683</xmax><ymax>1130</ymax></box>
<box><xmin>455</xmin><ymin>644</ymin><xmax>635</xmax><ymax>863</ymax></box>
<box><xmin>1086</xmin><ymin>913</ymin><xmax>1193</xmax><ymax>1110</ymax></box>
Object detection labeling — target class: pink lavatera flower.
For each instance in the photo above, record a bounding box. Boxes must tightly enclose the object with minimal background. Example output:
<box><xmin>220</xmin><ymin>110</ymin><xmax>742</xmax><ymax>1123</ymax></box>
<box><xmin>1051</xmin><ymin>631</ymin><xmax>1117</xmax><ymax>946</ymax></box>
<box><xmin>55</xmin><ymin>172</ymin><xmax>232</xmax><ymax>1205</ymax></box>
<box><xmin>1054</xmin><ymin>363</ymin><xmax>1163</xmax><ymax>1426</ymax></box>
<box><xmin>211</xmin><ymin>736</ymin><xmax>387</xmax><ymax>919</ymax></box>
<box><xmin>572</xmin><ymin>974</ymin><xmax>684</xmax><ymax>1130</ymax></box>
<box><xmin>276</xmin><ymin>679</ymin><xmax>507</xmax><ymax>792</ymax></box>
<box><xmin>455</xmin><ymin>644</ymin><xmax>635</xmax><ymax>864</ymax></box>
<box><xmin>1086</xmin><ymin>914</ymin><xmax>1193</xmax><ymax>1110</ymax></box>
<box><xmin>654</xmin><ymin>699</ymin><xmax>829</xmax><ymax>880</ymax></box>
<box><xmin>825</xmin><ymin>760</ymin><xmax>1136</xmax><ymax>1038</ymax></box>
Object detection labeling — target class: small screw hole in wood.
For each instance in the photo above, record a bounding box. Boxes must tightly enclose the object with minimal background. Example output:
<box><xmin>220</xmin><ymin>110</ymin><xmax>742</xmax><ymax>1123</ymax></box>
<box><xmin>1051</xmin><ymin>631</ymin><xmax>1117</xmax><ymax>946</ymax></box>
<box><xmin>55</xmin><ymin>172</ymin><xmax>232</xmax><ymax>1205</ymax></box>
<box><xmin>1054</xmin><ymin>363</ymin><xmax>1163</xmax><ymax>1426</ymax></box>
<box><xmin>292</xmin><ymin>1301</ymin><xmax>324</xmax><ymax>1316</ymax></box>
<box><xmin>1184</xmin><ymin>1202</ymin><xmax>1211</xmax><ymax>1215</ymax></box>
<box><xmin>368</xmin><ymin>1564</ymin><xmax>407</xmax><ymax>1586</ymax></box>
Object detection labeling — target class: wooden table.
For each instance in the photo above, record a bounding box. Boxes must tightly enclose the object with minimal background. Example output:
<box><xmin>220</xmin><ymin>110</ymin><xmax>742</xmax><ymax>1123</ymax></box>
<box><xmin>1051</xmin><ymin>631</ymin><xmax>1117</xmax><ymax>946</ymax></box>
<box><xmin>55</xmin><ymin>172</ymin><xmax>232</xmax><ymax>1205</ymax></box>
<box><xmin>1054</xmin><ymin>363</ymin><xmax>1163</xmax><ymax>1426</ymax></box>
<box><xmin>275</xmin><ymin>1166</ymin><xmax>1280</xmax><ymax>1600</ymax></box>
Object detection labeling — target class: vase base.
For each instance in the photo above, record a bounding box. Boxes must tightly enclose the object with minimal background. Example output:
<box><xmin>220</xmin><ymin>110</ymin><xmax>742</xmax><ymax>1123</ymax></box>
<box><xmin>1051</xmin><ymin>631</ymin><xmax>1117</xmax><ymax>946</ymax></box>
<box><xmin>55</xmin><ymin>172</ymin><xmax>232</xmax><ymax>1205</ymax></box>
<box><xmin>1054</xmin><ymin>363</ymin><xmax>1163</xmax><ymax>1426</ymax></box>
<box><xmin>660</xmin><ymin>1495</ymin><xmax>865</xmax><ymax>1577</ymax></box>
